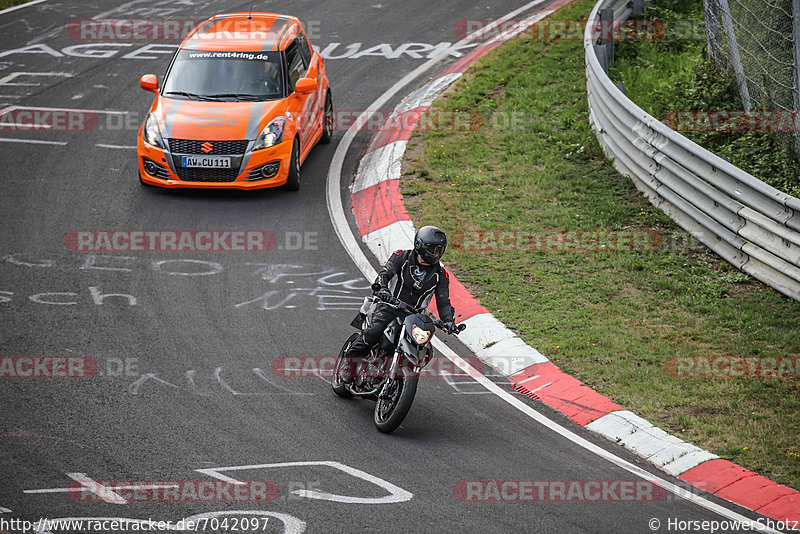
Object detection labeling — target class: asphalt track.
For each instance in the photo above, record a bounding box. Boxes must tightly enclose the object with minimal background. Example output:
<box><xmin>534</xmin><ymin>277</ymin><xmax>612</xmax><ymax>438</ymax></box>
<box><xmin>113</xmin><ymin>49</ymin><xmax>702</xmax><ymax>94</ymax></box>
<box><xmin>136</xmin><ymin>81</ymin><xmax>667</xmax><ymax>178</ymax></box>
<box><xmin>0</xmin><ymin>1</ymin><xmax>787</xmax><ymax>533</ymax></box>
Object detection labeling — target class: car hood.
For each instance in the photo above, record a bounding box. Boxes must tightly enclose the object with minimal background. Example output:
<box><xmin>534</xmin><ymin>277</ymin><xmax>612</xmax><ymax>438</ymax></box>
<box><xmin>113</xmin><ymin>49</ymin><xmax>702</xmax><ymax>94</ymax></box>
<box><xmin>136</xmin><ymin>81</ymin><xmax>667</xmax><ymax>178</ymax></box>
<box><xmin>155</xmin><ymin>97</ymin><xmax>286</xmax><ymax>141</ymax></box>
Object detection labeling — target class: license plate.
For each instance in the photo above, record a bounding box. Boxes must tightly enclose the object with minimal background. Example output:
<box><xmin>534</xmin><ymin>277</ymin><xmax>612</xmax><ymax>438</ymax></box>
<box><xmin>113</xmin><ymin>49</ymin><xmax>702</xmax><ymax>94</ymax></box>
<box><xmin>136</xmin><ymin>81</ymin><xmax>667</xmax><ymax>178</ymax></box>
<box><xmin>181</xmin><ymin>156</ymin><xmax>231</xmax><ymax>168</ymax></box>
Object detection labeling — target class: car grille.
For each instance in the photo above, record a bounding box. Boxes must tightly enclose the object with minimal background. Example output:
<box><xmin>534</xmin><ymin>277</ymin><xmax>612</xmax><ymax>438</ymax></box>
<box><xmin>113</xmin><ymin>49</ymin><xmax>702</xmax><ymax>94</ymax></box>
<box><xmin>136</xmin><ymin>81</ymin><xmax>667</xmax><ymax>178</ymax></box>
<box><xmin>167</xmin><ymin>139</ymin><xmax>249</xmax><ymax>155</ymax></box>
<box><xmin>175</xmin><ymin>167</ymin><xmax>239</xmax><ymax>182</ymax></box>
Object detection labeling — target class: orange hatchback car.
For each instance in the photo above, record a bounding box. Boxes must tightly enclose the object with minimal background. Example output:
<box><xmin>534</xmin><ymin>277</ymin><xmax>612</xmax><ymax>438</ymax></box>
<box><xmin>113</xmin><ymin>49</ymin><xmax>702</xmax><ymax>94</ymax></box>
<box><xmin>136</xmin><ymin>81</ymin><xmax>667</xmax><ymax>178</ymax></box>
<box><xmin>137</xmin><ymin>13</ymin><xmax>332</xmax><ymax>190</ymax></box>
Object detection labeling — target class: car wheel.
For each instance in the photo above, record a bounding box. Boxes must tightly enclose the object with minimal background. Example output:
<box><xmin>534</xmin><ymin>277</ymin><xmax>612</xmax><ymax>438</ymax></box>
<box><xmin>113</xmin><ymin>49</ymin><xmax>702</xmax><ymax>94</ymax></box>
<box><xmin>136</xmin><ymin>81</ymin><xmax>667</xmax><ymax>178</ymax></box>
<box><xmin>320</xmin><ymin>92</ymin><xmax>333</xmax><ymax>144</ymax></box>
<box><xmin>284</xmin><ymin>139</ymin><xmax>300</xmax><ymax>191</ymax></box>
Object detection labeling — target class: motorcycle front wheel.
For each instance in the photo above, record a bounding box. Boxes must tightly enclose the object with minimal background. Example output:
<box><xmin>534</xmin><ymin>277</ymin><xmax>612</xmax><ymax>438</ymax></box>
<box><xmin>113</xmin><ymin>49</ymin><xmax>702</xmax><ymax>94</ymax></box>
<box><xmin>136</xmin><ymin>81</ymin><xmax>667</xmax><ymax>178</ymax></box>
<box><xmin>373</xmin><ymin>374</ymin><xmax>418</xmax><ymax>433</ymax></box>
<box><xmin>332</xmin><ymin>332</ymin><xmax>359</xmax><ymax>398</ymax></box>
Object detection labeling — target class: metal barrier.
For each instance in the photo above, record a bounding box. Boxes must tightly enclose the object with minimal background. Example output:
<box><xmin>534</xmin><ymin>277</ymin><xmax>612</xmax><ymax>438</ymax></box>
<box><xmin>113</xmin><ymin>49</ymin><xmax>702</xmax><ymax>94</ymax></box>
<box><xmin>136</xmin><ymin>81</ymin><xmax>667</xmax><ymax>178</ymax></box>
<box><xmin>584</xmin><ymin>0</ymin><xmax>800</xmax><ymax>301</ymax></box>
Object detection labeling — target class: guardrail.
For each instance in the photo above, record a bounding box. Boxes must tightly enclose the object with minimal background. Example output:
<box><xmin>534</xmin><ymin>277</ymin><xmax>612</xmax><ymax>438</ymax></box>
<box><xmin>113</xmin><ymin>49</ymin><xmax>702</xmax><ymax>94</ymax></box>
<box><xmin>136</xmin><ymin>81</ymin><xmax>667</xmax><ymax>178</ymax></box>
<box><xmin>584</xmin><ymin>0</ymin><xmax>800</xmax><ymax>302</ymax></box>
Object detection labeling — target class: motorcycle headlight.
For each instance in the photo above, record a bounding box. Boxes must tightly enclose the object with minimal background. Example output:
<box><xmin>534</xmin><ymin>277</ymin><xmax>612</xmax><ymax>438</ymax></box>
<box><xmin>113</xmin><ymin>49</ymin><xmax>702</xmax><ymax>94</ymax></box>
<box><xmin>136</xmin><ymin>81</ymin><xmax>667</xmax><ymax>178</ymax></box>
<box><xmin>143</xmin><ymin>112</ymin><xmax>164</xmax><ymax>148</ymax></box>
<box><xmin>411</xmin><ymin>324</ymin><xmax>433</xmax><ymax>345</ymax></box>
<box><xmin>253</xmin><ymin>115</ymin><xmax>287</xmax><ymax>150</ymax></box>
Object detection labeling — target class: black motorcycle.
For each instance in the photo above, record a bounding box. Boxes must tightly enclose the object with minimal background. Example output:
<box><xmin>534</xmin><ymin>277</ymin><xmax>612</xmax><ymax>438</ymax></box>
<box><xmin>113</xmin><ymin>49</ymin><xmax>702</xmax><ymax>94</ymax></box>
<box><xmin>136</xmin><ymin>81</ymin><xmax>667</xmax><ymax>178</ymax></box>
<box><xmin>332</xmin><ymin>284</ymin><xmax>465</xmax><ymax>433</ymax></box>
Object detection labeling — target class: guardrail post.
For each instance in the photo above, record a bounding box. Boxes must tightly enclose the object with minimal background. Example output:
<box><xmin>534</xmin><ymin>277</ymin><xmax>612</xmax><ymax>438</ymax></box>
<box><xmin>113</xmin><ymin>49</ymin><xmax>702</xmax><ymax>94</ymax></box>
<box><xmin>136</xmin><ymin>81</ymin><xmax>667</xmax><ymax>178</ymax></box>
<box><xmin>599</xmin><ymin>7</ymin><xmax>615</xmax><ymax>67</ymax></box>
<box><xmin>632</xmin><ymin>0</ymin><xmax>645</xmax><ymax>16</ymax></box>
<box><xmin>595</xmin><ymin>44</ymin><xmax>608</xmax><ymax>72</ymax></box>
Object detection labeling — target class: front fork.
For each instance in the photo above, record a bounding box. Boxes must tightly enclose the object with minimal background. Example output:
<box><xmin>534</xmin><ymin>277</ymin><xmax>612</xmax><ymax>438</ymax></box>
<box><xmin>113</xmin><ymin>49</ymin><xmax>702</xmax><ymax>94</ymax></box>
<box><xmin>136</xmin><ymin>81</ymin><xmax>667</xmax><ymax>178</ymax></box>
<box><xmin>379</xmin><ymin>351</ymin><xmax>420</xmax><ymax>400</ymax></box>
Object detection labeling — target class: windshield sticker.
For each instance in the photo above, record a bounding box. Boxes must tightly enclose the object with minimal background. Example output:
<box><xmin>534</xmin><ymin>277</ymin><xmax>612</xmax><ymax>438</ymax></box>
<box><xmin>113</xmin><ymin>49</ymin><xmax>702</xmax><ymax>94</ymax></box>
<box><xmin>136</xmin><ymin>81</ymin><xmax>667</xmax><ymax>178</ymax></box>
<box><xmin>186</xmin><ymin>51</ymin><xmax>275</xmax><ymax>61</ymax></box>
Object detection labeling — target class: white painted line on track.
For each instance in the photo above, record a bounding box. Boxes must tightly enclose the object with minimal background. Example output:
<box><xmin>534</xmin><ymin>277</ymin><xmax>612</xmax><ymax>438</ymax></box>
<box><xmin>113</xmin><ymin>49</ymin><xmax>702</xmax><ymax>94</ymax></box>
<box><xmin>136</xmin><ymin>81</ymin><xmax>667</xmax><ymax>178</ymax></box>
<box><xmin>97</xmin><ymin>144</ymin><xmax>135</xmax><ymax>149</ymax></box>
<box><xmin>326</xmin><ymin>0</ymin><xmax>553</xmax><ymax>276</ymax></box>
<box><xmin>0</xmin><ymin>0</ymin><xmax>48</xmax><ymax>16</ymax></box>
<box><xmin>430</xmin><ymin>339</ymin><xmax>778</xmax><ymax>531</ymax></box>
<box><xmin>309</xmin><ymin>368</ymin><xmax>333</xmax><ymax>385</ymax></box>
<box><xmin>0</xmin><ymin>137</ymin><xmax>66</xmax><ymax>145</ymax></box>
<box><xmin>196</xmin><ymin>461</ymin><xmax>412</xmax><ymax>505</ymax></box>
<box><xmin>1</xmin><ymin>123</ymin><xmax>51</xmax><ymax>128</ymax></box>
<box><xmin>0</xmin><ymin>105</ymin><xmax>128</xmax><ymax>116</ymax></box>
<box><xmin>0</xmin><ymin>72</ymin><xmax>73</xmax><ymax>87</ymax></box>
<box><xmin>24</xmin><ymin>473</ymin><xmax>177</xmax><ymax>504</ymax></box>
<box><xmin>91</xmin><ymin>0</ymin><xmax>161</xmax><ymax>22</ymax></box>
<box><xmin>324</xmin><ymin>0</ymin><xmax>781</xmax><ymax>529</ymax></box>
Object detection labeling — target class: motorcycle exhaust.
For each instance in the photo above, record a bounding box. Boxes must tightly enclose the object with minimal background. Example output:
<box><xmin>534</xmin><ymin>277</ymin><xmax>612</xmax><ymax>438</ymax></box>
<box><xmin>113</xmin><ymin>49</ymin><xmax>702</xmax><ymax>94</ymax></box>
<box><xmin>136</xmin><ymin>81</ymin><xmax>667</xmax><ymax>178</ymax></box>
<box><xmin>346</xmin><ymin>385</ymin><xmax>380</xmax><ymax>397</ymax></box>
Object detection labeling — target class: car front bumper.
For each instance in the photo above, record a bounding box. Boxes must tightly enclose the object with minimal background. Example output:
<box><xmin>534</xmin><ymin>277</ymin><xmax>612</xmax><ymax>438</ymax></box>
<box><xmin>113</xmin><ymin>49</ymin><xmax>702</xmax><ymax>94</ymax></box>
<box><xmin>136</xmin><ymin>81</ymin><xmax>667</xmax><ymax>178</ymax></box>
<box><xmin>136</xmin><ymin>134</ymin><xmax>293</xmax><ymax>190</ymax></box>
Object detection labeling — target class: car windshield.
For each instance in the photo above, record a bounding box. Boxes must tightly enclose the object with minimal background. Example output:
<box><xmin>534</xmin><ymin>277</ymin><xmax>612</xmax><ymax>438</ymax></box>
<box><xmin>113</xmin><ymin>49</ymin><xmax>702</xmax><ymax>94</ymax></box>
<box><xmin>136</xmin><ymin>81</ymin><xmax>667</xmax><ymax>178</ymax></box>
<box><xmin>162</xmin><ymin>50</ymin><xmax>285</xmax><ymax>101</ymax></box>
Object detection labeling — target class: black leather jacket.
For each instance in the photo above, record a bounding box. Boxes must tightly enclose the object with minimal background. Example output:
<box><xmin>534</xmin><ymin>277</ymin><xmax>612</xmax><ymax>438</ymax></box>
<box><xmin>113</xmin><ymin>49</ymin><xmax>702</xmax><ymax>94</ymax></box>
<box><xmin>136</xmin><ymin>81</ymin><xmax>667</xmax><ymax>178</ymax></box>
<box><xmin>376</xmin><ymin>249</ymin><xmax>455</xmax><ymax>323</ymax></box>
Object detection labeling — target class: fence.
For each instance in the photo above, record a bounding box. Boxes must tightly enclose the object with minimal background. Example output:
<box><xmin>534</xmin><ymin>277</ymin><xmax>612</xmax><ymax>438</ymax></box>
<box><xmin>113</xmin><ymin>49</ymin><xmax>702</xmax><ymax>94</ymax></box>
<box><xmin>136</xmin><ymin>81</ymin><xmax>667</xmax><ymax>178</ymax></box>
<box><xmin>702</xmin><ymin>0</ymin><xmax>800</xmax><ymax>155</ymax></box>
<box><xmin>585</xmin><ymin>0</ymin><xmax>800</xmax><ymax>301</ymax></box>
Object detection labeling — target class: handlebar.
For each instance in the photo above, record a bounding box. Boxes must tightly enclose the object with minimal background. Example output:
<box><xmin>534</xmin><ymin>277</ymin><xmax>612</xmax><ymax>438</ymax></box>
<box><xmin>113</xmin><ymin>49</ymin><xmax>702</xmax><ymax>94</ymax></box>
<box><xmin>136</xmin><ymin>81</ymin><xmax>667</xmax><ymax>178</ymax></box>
<box><xmin>431</xmin><ymin>318</ymin><xmax>468</xmax><ymax>334</ymax></box>
<box><xmin>374</xmin><ymin>292</ymin><xmax>421</xmax><ymax>314</ymax></box>
<box><xmin>371</xmin><ymin>290</ymin><xmax>466</xmax><ymax>334</ymax></box>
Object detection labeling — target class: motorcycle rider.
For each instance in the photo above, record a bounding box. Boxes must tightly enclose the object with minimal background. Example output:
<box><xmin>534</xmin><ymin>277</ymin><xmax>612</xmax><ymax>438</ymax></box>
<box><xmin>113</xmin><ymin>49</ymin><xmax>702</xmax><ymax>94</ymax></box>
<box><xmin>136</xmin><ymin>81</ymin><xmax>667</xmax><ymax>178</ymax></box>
<box><xmin>340</xmin><ymin>225</ymin><xmax>458</xmax><ymax>383</ymax></box>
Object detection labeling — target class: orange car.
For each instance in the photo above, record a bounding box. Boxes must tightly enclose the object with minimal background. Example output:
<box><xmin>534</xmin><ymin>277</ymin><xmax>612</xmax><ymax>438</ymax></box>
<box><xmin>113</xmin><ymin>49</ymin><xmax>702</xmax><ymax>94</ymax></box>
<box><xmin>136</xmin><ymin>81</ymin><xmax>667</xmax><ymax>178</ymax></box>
<box><xmin>137</xmin><ymin>12</ymin><xmax>332</xmax><ymax>190</ymax></box>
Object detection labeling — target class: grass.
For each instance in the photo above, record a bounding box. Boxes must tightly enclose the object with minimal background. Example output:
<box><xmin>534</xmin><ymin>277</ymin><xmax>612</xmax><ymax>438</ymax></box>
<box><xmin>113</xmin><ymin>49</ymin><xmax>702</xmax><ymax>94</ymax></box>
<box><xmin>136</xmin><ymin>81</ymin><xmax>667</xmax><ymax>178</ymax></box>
<box><xmin>0</xmin><ymin>0</ymin><xmax>34</xmax><ymax>9</ymax></box>
<box><xmin>610</xmin><ymin>0</ymin><xmax>800</xmax><ymax>197</ymax></box>
<box><xmin>402</xmin><ymin>0</ymin><xmax>800</xmax><ymax>488</ymax></box>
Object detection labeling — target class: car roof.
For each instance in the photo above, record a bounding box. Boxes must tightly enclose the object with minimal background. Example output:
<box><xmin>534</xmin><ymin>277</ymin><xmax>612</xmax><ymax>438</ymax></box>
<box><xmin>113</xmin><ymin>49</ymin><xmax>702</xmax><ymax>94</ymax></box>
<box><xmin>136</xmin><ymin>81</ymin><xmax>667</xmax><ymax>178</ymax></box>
<box><xmin>181</xmin><ymin>13</ymin><xmax>302</xmax><ymax>52</ymax></box>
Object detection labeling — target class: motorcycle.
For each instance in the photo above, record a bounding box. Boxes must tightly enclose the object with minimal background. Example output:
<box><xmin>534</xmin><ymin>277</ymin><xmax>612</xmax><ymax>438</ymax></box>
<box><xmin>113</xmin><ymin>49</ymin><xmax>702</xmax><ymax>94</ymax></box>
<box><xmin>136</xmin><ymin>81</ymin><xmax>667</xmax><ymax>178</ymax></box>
<box><xmin>331</xmin><ymin>283</ymin><xmax>466</xmax><ymax>433</ymax></box>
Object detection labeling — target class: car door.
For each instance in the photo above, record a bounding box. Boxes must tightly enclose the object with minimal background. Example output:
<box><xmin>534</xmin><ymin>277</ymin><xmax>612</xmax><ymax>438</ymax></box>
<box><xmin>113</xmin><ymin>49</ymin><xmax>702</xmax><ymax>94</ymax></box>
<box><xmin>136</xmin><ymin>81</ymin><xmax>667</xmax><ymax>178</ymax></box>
<box><xmin>297</xmin><ymin>32</ymin><xmax>323</xmax><ymax>137</ymax></box>
<box><xmin>285</xmin><ymin>39</ymin><xmax>313</xmax><ymax>156</ymax></box>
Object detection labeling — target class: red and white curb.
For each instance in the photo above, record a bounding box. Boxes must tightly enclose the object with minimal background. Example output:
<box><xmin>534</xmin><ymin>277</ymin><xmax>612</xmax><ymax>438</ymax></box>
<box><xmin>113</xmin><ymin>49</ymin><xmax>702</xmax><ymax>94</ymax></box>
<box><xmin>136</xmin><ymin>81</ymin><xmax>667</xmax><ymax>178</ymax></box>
<box><xmin>347</xmin><ymin>4</ymin><xmax>800</xmax><ymax>524</ymax></box>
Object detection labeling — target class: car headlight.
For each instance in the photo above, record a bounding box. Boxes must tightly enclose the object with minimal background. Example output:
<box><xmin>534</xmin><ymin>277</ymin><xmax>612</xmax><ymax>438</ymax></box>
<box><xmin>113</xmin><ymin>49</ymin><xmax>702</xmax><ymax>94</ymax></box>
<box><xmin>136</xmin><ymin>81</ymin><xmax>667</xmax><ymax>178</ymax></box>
<box><xmin>143</xmin><ymin>112</ymin><xmax>164</xmax><ymax>148</ymax></box>
<box><xmin>411</xmin><ymin>324</ymin><xmax>433</xmax><ymax>345</ymax></box>
<box><xmin>253</xmin><ymin>116</ymin><xmax>286</xmax><ymax>151</ymax></box>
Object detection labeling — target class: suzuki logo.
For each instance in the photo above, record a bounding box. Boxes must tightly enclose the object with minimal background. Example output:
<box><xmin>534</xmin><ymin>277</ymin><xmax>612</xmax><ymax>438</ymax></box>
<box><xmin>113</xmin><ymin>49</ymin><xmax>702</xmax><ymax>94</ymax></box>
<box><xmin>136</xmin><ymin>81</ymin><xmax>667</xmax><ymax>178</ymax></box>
<box><xmin>201</xmin><ymin>142</ymin><xmax>213</xmax><ymax>153</ymax></box>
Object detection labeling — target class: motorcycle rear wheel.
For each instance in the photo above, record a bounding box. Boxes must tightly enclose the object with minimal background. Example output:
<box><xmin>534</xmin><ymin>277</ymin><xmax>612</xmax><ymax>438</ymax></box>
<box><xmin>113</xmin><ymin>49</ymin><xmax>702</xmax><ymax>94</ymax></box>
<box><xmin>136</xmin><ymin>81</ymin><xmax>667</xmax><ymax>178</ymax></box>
<box><xmin>373</xmin><ymin>375</ymin><xmax>418</xmax><ymax>433</ymax></box>
<box><xmin>332</xmin><ymin>332</ymin><xmax>359</xmax><ymax>398</ymax></box>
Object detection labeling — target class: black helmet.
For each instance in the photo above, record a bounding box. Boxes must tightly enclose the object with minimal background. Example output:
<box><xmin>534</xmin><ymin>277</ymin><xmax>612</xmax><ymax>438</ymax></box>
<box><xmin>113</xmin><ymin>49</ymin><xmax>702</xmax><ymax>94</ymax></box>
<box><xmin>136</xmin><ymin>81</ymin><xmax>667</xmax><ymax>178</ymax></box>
<box><xmin>414</xmin><ymin>225</ymin><xmax>447</xmax><ymax>264</ymax></box>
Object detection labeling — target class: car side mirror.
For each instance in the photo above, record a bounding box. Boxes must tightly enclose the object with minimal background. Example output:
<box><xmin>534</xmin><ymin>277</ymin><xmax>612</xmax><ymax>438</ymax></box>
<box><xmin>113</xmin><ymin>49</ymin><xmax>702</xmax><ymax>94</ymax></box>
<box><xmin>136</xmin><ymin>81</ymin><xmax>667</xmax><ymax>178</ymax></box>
<box><xmin>139</xmin><ymin>74</ymin><xmax>159</xmax><ymax>93</ymax></box>
<box><xmin>294</xmin><ymin>77</ymin><xmax>317</xmax><ymax>94</ymax></box>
